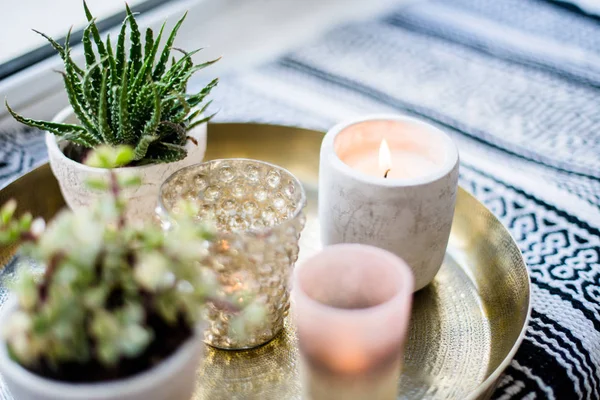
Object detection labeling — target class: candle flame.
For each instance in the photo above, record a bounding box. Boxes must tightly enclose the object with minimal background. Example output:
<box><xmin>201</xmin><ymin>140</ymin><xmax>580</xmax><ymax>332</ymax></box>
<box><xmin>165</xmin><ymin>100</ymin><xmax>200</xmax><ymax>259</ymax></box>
<box><xmin>379</xmin><ymin>138</ymin><xmax>392</xmax><ymax>174</ymax></box>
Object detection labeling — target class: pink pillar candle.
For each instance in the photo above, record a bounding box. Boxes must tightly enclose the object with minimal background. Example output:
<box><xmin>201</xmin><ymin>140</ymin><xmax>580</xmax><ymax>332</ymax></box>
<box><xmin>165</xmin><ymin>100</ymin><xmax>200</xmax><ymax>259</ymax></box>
<box><xmin>292</xmin><ymin>244</ymin><xmax>414</xmax><ymax>400</ymax></box>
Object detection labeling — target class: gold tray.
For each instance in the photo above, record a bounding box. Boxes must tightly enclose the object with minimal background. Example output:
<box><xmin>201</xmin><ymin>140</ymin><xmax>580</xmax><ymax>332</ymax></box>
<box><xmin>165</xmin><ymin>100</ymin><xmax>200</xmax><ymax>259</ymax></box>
<box><xmin>0</xmin><ymin>123</ymin><xmax>531</xmax><ymax>400</ymax></box>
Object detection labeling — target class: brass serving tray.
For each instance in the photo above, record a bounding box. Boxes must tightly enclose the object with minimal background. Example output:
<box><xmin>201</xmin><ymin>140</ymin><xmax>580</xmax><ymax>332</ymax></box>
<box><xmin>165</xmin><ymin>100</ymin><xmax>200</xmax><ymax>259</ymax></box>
<box><xmin>0</xmin><ymin>123</ymin><xmax>530</xmax><ymax>400</ymax></box>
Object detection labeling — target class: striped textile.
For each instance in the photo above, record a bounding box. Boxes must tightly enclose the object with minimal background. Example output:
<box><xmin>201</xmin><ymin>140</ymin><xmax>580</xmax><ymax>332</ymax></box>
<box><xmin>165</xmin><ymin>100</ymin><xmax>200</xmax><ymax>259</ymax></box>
<box><xmin>1</xmin><ymin>0</ymin><xmax>600</xmax><ymax>398</ymax></box>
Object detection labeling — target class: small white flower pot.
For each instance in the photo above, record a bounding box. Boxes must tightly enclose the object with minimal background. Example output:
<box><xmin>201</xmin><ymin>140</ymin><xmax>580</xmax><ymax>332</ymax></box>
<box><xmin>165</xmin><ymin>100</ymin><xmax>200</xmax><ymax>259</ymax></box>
<box><xmin>45</xmin><ymin>107</ymin><xmax>208</xmax><ymax>223</ymax></box>
<box><xmin>0</xmin><ymin>299</ymin><xmax>204</xmax><ymax>400</ymax></box>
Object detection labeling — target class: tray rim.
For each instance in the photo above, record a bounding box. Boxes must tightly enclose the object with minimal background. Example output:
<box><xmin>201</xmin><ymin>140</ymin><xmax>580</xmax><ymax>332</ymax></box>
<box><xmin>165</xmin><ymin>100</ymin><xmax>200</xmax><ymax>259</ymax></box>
<box><xmin>0</xmin><ymin>122</ymin><xmax>532</xmax><ymax>400</ymax></box>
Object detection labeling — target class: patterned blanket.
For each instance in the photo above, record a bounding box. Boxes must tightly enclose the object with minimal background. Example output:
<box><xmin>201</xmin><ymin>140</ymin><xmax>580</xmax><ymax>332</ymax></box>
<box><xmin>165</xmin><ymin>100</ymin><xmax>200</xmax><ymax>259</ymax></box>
<box><xmin>1</xmin><ymin>0</ymin><xmax>599</xmax><ymax>398</ymax></box>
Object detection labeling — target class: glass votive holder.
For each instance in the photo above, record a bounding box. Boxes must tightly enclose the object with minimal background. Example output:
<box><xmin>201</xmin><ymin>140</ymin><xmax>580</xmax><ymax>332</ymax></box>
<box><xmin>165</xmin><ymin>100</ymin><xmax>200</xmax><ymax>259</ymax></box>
<box><xmin>157</xmin><ymin>159</ymin><xmax>307</xmax><ymax>350</ymax></box>
<box><xmin>292</xmin><ymin>244</ymin><xmax>414</xmax><ymax>400</ymax></box>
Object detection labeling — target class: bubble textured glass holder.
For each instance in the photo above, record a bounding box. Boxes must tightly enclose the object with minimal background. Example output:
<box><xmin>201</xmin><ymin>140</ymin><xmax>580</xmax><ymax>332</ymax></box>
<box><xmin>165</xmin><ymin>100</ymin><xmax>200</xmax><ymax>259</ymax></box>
<box><xmin>158</xmin><ymin>159</ymin><xmax>307</xmax><ymax>349</ymax></box>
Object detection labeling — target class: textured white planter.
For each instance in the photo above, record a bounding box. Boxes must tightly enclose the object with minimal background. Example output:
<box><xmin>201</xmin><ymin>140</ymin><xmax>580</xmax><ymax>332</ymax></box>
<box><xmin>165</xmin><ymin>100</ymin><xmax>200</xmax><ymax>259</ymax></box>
<box><xmin>45</xmin><ymin>107</ymin><xmax>208</xmax><ymax>223</ymax></box>
<box><xmin>319</xmin><ymin>115</ymin><xmax>459</xmax><ymax>291</ymax></box>
<box><xmin>0</xmin><ymin>299</ymin><xmax>204</xmax><ymax>400</ymax></box>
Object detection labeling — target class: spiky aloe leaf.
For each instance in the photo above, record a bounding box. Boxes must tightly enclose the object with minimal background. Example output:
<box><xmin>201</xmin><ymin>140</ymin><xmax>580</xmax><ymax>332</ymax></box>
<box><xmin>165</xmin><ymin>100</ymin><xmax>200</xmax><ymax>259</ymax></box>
<box><xmin>33</xmin><ymin>29</ymin><xmax>84</xmax><ymax>76</ymax></box>
<box><xmin>178</xmin><ymin>58</ymin><xmax>221</xmax><ymax>87</ymax></box>
<box><xmin>153</xmin><ymin>12</ymin><xmax>187</xmax><ymax>79</ymax></box>
<box><xmin>130</xmin><ymin>26</ymin><xmax>167</xmax><ymax>94</ymax></box>
<box><xmin>180</xmin><ymin>100</ymin><xmax>212</xmax><ymax>125</ymax></box>
<box><xmin>180</xmin><ymin>78</ymin><xmax>218</xmax><ymax>111</ymax></box>
<box><xmin>5</xmin><ymin>101</ymin><xmax>99</xmax><ymax>147</ymax></box>
<box><xmin>131</xmin><ymin>84</ymin><xmax>161</xmax><ymax>160</ymax></box>
<box><xmin>144</xmin><ymin>28</ymin><xmax>154</xmax><ymax>60</ymax></box>
<box><xmin>133</xmin><ymin>134</ymin><xmax>159</xmax><ymax>161</ymax></box>
<box><xmin>59</xmin><ymin>72</ymin><xmax>100</xmax><ymax>141</ymax></box>
<box><xmin>168</xmin><ymin>92</ymin><xmax>191</xmax><ymax>123</ymax></box>
<box><xmin>60</xmin><ymin>27</ymin><xmax>90</xmax><ymax>115</ymax></box>
<box><xmin>60</xmin><ymin>131</ymin><xmax>100</xmax><ymax>148</ymax></box>
<box><xmin>118</xmin><ymin>66</ymin><xmax>135</xmax><ymax>144</ymax></box>
<box><xmin>158</xmin><ymin>121</ymin><xmax>187</xmax><ymax>145</ymax></box>
<box><xmin>156</xmin><ymin>49</ymin><xmax>203</xmax><ymax>94</ymax></box>
<box><xmin>130</xmin><ymin>84</ymin><xmax>154</xmax><ymax>136</ymax></box>
<box><xmin>183</xmin><ymin>106</ymin><xmax>203</xmax><ymax>124</ymax></box>
<box><xmin>186</xmin><ymin>113</ymin><xmax>215</xmax><ymax>131</ymax></box>
<box><xmin>97</xmin><ymin>68</ymin><xmax>116</xmax><ymax>144</ymax></box>
<box><xmin>82</xmin><ymin>59</ymin><xmax>105</xmax><ymax>115</ymax></box>
<box><xmin>115</xmin><ymin>17</ymin><xmax>128</xmax><ymax>79</ymax></box>
<box><xmin>143</xmin><ymin>84</ymin><xmax>161</xmax><ymax>137</ymax></box>
<box><xmin>63</xmin><ymin>27</ymin><xmax>85</xmax><ymax>77</ymax></box>
<box><xmin>83</xmin><ymin>2</ymin><xmax>110</xmax><ymax>71</ymax></box>
<box><xmin>144</xmin><ymin>142</ymin><xmax>187</xmax><ymax>163</ymax></box>
<box><xmin>82</xmin><ymin>20</ymin><xmax>101</xmax><ymax>105</ymax></box>
<box><xmin>125</xmin><ymin>4</ymin><xmax>143</xmax><ymax>74</ymax></box>
<box><xmin>105</xmin><ymin>35</ymin><xmax>118</xmax><ymax>87</ymax></box>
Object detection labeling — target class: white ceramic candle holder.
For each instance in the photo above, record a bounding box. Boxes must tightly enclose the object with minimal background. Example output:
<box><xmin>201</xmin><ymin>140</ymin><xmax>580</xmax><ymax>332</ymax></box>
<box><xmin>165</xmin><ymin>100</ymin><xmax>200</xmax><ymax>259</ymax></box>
<box><xmin>319</xmin><ymin>115</ymin><xmax>459</xmax><ymax>291</ymax></box>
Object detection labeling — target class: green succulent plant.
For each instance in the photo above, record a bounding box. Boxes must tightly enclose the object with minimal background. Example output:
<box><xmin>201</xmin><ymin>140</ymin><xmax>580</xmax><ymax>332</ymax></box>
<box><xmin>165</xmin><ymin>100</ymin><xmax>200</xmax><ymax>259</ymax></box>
<box><xmin>5</xmin><ymin>2</ymin><xmax>219</xmax><ymax>165</ymax></box>
<box><xmin>0</xmin><ymin>147</ymin><xmax>263</xmax><ymax>382</ymax></box>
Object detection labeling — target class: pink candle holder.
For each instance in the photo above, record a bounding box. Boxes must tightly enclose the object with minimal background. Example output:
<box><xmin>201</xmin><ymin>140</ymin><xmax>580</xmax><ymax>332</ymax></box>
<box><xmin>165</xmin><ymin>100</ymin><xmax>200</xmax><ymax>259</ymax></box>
<box><xmin>292</xmin><ymin>244</ymin><xmax>414</xmax><ymax>400</ymax></box>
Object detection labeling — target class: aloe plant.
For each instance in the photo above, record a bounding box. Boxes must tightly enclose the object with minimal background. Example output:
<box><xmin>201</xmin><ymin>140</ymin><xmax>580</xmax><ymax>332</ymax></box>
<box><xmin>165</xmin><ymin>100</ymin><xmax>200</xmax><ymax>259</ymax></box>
<box><xmin>6</xmin><ymin>2</ymin><xmax>219</xmax><ymax>164</ymax></box>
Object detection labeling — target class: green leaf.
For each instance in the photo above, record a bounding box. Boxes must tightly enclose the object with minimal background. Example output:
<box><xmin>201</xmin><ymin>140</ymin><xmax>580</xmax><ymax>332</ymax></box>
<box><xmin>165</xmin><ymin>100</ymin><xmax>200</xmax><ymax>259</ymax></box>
<box><xmin>5</xmin><ymin>101</ymin><xmax>99</xmax><ymax>147</ymax></box>
<box><xmin>156</xmin><ymin>49</ymin><xmax>206</xmax><ymax>97</ymax></box>
<box><xmin>143</xmin><ymin>142</ymin><xmax>187</xmax><ymax>163</ymax></box>
<box><xmin>58</xmin><ymin>72</ymin><xmax>100</xmax><ymax>141</ymax></box>
<box><xmin>133</xmin><ymin>134</ymin><xmax>159</xmax><ymax>161</ymax></box>
<box><xmin>105</xmin><ymin>34</ymin><xmax>118</xmax><ymax>87</ymax></box>
<box><xmin>167</xmin><ymin>78</ymin><xmax>218</xmax><ymax>120</ymax></box>
<box><xmin>118</xmin><ymin>66</ymin><xmax>135</xmax><ymax>144</ymax></box>
<box><xmin>82</xmin><ymin>58</ymin><xmax>105</xmax><ymax>115</ymax></box>
<box><xmin>143</xmin><ymin>84</ymin><xmax>161</xmax><ymax>136</ymax></box>
<box><xmin>97</xmin><ymin>68</ymin><xmax>116</xmax><ymax>144</ymax></box>
<box><xmin>130</xmin><ymin>84</ymin><xmax>154</xmax><ymax>138</ymax></box>
<box><xmin>153</xmin><ymin>12</ymin><xmax>187</xmax><ymax>79</ymax></box>
<box><xmin>182</xmin><ymin>99</ymin><xmax>212</xmax><ymax>124</ymax></box>
<box><xmin>85</xmin><ymin>145</ymin><xmax>135</xmax><ymax>168</ymax></box>
<box><xmin>186</xmin><ymin>112</ymin><xmax>216</xmax><ymax>131</ymax></box>
<box><xmin>1</xmin><ymin>199</ymin><xmax>17</xmax><ymax>225</ymax></box>
<box><xmin>117</xmin><ymin>174</ymin><xmax>142</xmax><ymax>188</ymax></box>
<box><xmin>115</xmin><ymin>16</ymin><xmax>129</xmax><ymax>79</ymax></box>
<box><xmin>83</xmin><ymin>2</ymin><xmax>110</xmax><ymax>71</ymax></box>
<box><xmin>125</xmin><ymin>4</ymin><xmax>143</xmax><ymax>75</ymax></box>
<box><xmin>157</xmin><ymin>121</ymin><xmax>186</xmax><ymax>144</ymax></box>
<box><xmin>175</xmin><ymin>57</ymin><xmax>220</xmax><ymax>89</ymax></box>
<box><xmin>167</xmin><ymin>91</ymin><xmax>191</xmax><ymax>122</ymax></box>
<box><xmin>33</xmin><ymin>29</ymin><xmax>84</xmax><ymax>76</ymax></box>
<box><xmin>82</xmin><ymin>20</ymin><xmax>100</xmax><ymax>104</ymax></box>
<box><xmin>129</xmin><ymin>25</ymin><xmax>165</xmax><ymax>94</ymax></box>
<box><xmin>144</xmin><ymin>28</ymin><xmax>154</xmax><ymax>61</ymax></box>
<box><xmin>114</xmin><ymin>145</ymin><xmax>135</xmax><ymax>166</ymax></box>
<box><xmin>85</xmin><ymin>177</ymin><xmax>109</xmax><ymax>190</ymax></box>
<box><xmin>60</xmin><ymin>131</ymin><xmax>101</xmax><ymax>148</ymax></box>
<box><xmin>62</xmin><ymin>27</ymin><xmax>85</xmax><ymax>77</ymax></box>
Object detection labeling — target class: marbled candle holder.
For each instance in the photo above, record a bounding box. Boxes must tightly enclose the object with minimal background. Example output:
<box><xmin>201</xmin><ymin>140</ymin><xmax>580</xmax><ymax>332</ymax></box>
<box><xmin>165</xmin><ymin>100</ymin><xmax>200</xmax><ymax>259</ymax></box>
<box><xmin>319</xmin><ymin>115</ymin><xmax>459</xmax><ymax>291</ymax></box>
<box><xmin>158</xmin><ymin>159</ymin><xmax>306</xmax><ymax>349</ymax></box>
<box><xmin>292</xmin><ymin>244</ymin><xmax>414</xmax><ymax>400</ymax></box>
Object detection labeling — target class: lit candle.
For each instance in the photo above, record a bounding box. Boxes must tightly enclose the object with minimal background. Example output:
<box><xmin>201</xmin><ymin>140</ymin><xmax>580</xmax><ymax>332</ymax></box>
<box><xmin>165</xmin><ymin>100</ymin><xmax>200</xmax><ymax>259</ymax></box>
<box><xmin>319</xmin><ymin>115</ymin><xmax>459</xmax><ymax>291</ymax></box>
<box><xmin>347</xmin><ymin>138</ymin><xmax>441</xmax><ymax>179</ymax></box>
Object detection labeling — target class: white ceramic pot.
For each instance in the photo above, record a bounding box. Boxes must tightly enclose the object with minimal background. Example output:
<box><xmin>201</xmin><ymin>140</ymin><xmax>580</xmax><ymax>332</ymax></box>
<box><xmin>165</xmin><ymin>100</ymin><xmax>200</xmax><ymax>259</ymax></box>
<box><xmin>319</xmin><ymin>115</ymin><xmax>459</xmax><ymax>291</ymax></box>
<box><xmin>45</xmin><ymin>107</ymin><xmax>208</xmax><ymax>223</ymax></box>
<box><xmin>0</xmin><ymin>299</ymin><xmax>204</xmax><ymax>400</ymax></box>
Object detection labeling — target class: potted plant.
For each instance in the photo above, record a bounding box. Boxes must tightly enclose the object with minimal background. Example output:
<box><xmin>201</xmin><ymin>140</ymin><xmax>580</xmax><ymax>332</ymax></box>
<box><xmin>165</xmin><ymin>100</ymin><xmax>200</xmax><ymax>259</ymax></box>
<box><xmin>5</xmin><ymin>2</ymin><xmax>219</xmax><ymax>222</ymax></box>
<box><xmin>0</xmin><ymin>147</ymin><xmax>262</xmax><ymax>400</ymax></box>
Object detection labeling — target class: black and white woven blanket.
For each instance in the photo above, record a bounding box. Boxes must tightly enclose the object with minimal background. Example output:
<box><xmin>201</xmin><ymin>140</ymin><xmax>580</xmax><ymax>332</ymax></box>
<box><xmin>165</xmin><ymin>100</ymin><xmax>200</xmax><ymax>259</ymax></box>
<box><xmin>2</xmin><ymin>0</ymin><xmax>600</xmax><ymax>398</ymax></box>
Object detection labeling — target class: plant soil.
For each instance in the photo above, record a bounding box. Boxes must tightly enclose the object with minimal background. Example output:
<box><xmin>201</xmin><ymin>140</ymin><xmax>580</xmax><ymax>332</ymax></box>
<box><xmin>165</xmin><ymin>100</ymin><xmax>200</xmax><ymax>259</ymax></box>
<box><xmin>62</xmin><ymin>142</ymin><xmax>92</xmax><ymax>164</ymax></box>
<box><xmin>22</xmin><ymin>312</ymin><xmax>193</xmax><ymax>383</ymax></box>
